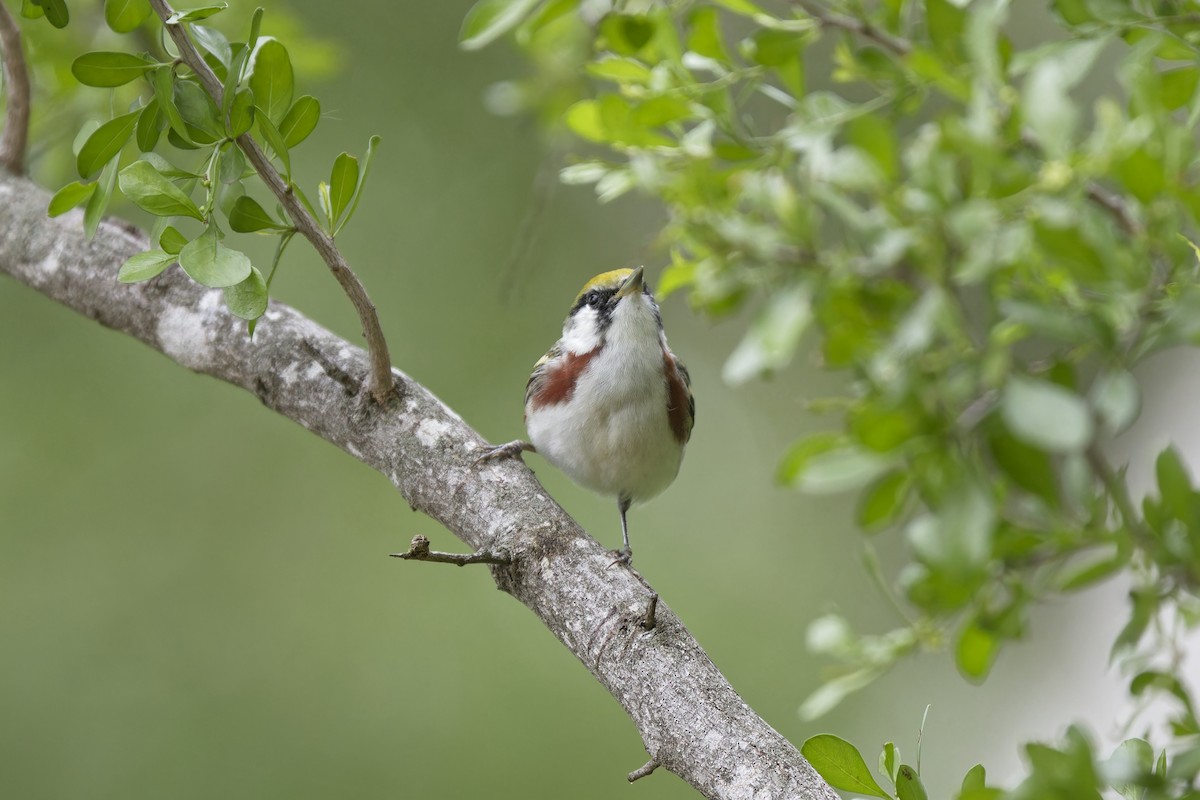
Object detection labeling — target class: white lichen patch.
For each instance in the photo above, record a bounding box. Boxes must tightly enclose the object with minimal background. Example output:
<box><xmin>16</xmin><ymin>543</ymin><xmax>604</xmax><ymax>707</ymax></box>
<box><xmin>415</xmin><ymin>418</ymin><xmax>452</xmax><ymax>448</ymax></box>
<box><xmin>198</xmin><ymin>289</ymin><xmax>222</xmax><ymax>312</ymax></box>
<box><xmin>40</xmin><ymin>240</ymin><xmax>65</xmax><ymax>277</ymax></box>
<box><xmin>304</xmin><ymin>361</ymin><xmax>324</xmax><ymax>380</ymax></box>
<box><xmin>278</xmin><ymin>361</ymin><xmax>301</xmax><ymax>386</ymax></box>
<box><xmin>157</xmin><ymin>304</ymin><xmax>212</xmax><ymax>370</ymax></box>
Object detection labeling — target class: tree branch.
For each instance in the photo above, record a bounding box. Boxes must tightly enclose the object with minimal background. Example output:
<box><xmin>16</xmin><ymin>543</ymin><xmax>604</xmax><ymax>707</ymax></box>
<box><xmin>0</xmin><ymin>172</ymin><xmax>837</xmax><ymax>800</ymax></box>
<box><xmin>390</xmin><ymin>534</ymin><xmax>511</xmax><ymax>566</ymax></box>
<box><xmin>792</xmin><ymin>0</ymin><xmax>911</xmax><ymax>56</ymax></box>
<box><xmin>0</xmin><ymin>1</ymin><xmax>30</xmax><ymax>175</ymax></box>
<box><xmin>147</xmin><ymin>0</ymin><xmax>397</xmax><ymax>404</ymax></box>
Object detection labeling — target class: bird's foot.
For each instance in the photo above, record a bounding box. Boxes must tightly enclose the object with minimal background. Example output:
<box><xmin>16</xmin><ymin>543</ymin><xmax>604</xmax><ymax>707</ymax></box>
<box><xmin>474</xmin><ymin>440</ymin><xmax>533</xmax><ymax>466</ymax></box>
<box><xmin>607</xmin><ymin>546</ymin><xmax>633</xmax><ymax>568</ymax></box>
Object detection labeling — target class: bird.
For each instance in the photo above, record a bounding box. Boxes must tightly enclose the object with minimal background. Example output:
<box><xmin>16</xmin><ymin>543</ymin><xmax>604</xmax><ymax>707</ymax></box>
<box><xmin>477</xmin><ymin>266</ymin><xmax>694</xmax><ymax>565</ymax></box>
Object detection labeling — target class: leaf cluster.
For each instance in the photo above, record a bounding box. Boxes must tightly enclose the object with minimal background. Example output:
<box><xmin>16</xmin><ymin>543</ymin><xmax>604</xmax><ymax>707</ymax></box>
<box><xmin>42</xmin><ymin>2</ymin><xmax>379</xmax><ymax>330</ymax></box>
<box><xmin>467</xmin><ymin>0</ymin><xmax>1200</xmax><ymax>794</ymax></box>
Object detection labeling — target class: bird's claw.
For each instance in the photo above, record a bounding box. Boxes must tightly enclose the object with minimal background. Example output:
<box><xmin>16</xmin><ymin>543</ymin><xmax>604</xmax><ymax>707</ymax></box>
<box><xmin>474</xmin><ymin>440</ymin><xmax>529</xmax><ymax>466</ymax></box>
<box><xmin>607</xmin><ymin>546</ymin><xmax>633</xmax><ymax>568</ymax></box>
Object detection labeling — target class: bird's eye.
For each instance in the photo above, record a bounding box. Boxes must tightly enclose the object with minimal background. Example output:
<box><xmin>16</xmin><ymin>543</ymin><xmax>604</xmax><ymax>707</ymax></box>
<box><xmin>586</xmin><ymin>291</ymin><xmax>602</xmax><ymax>307</ymax></box>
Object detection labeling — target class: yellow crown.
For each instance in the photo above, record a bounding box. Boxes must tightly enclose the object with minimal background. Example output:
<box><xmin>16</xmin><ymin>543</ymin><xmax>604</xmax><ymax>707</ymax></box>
<box><xmin>574</xmin><ymin>268</ymin><xmax>636</xmax><ymax>304</ymax></box>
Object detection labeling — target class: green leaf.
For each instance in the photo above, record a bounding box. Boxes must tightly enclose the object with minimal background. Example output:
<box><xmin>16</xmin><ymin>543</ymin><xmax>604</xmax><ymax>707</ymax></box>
<box><xmin>926</xmin><ymin>0</ymin><xmax>965</xmax><ymax>56</ymax></box>
<box><xmin>723</xmin><ymin>285</ymin><xmax>812</xmax><ymax>385</ymax></box>
<box><xmin>178</xmin><ymin>224</ymin><xmax>251</xmax><ymax>288</ymax></box>
<box><xmin>987</xmin><ymin>429</ymin><xmax>1060</xmax><ymax>506</ymax></box>
<box><xmin>327</xmin><ymin>152</ymin><xmax>359</xmax><ymax>230</ymax></box>
<box><xmin>1155</xmin><ymin>447</ymin><xmax>1195</xmax><ymax>525</ymax></box>
<box><xmin>956</xmin><ymin>620</ymin><xmax>999</xmax><ymax>681</ymax></box>
<box><xmin>1020</xmin><ymin>38</ymin><xmax>1108</xmax><ymax>157</ymax></box>
<box><xmin>247</xmin><ymin>5</ymin><xmax>263</xmax><ymax>47</ymax></box>
<box><xmin>279</xmin><ymin>95</ymin><xmax>319</xmax><ymax>148</ymax></box>
<box><xmin>1161</xmin><ymin>67</ymin><xmax>1199</xmax><ymax>111</ymax></box>
<box><xmin>857</xmin><ymin>471</ymin><xmax>910</xmax><ymax>531</ymax></box>
<box><xmin>118</xmin><ymin>160</ymin><xmax>205</xmax><ymax>220</ymax></box>
<box><xmin>135</xmin><ymin>99</ymin><xmax>164</xmax><ymax>152</ymax></box>
<box><xmin>687</xmin><ymin>8</ymin><xmax>729</xmax><ymax>65</ymax></box>
<box><xmin>192</xmin><ymin>24</ymin><xmax>232</xmax><ymax>68</ymax></box>
<box><xmin>338</xmin><ymin>134</ymin><xmax>380</xmax><ymax>235</ymax></box>
<box><xmin>800</xmin><ymin>735</ymin><xmax>892</xmax><ymax>799</ymax></box>
<box><xmin>47</xmin><ymin>181</ymin><xmax>96</xmax><ymax>217</ymax></box>
<box><xmin>174</xmin><ymin>79</ymin><xmax>221</xmax><ymax>141</ymax></box>
<box><xmin>84</xmin><ymin>157</ymin><xmax>119</xmax><ymax>239</ymax></box>
<box><xmin>165</xmin><ymin>3</ymin><xmax>227</xmax><ymax>23</ymax></box>
<box><xmin>780</xmin><ymin>440</ymin><xmax>895</xmax><ymax>495</ymax></box>
<box><xmin>153</xmin><ymin>67</ymin><xmax>190</xmax><ymax>141</ymax></box>
<box><xmin>72</xmin><ymin>52</ymin><xmax>156</xmax><ymax>88</ymax></box>
<box><xmin>906</xmin><ymin>481</ymin><xmax>994</xmax><ymax>574</ymax></box>
<box><xmin>20</xmin><ymin>0</ymin><xmax>44</xmax><ymax>21</ymax></box>
<box><xmin>248</xmin><ymin>38</ymin><xmax>293</xmax><ymax>125</ymax></box>
<box><xmin>1057</xmin><ymin>549</ymin><xmax>1123</xmax><ymax>591</ymax></box>
<box><xmin>711</xmin><ymin>0</ymin><xmax>765</xmax><ymax>16</ymax></box>
<box><xmin>1002</xmin><ymin>377</ymin><xmax>1093</xmax><ymax>453</ymax></box>
<box><xmin>104</xmin><ymin>0</ymin><xmax>151</xmax><ymax>32</ymax></box>
<box><xmin>223</xmin><ymin>266</ymin><xmax>268</xmax><ymax>320</ymax></box>
<box><xmin>118</xmin><ymin>249</ymin><xmax>176</xmax><ymax>283</ymax></box>
<box><xmin>586</xmin><ymin>57</ymin><xmax>654</xmax><ymax>84</ymax></box>
<box><xmin>1106</xmin><ymin>738</ymin><xmax>1153</xmax><ymax>800</ymax></box>
<box><xmin>226</xmin><ymin>87</ymin><xmax>255</xmax><ymax>138</ymax></box>
<box><xmin>218</xmin><ymin>145</ymin><xmax>245</xmax><ymax>184</ymax></box>
<box><xmin>160</xmin><ymin>226</ymin><xmax>188</xmax><ymax>255</ymax></box>
<box><xmin>799</xmin><ymin>668</ymin><xmax>883</xmax><ymax>720</ymax></box>
<box><xmin>880</xmin><ymin>743</ymin><xmax>900</xmax><ymax>784</ymax></box>
<box><xmin>40</xmin><ymin>0</ymin><xmax>68</xmax><ymax>28</ymax></box>
<box><xmin>255</xmin><ymin>110</ymin><xmax>291</xmax><ymax>177</ymax></box>
<box><xmin>1090</xmin><ymin>369</ymin><xmax>1140</xmax><ymax>436</ymax></box>
<box><xmin>228</xmin><ymin>195</ymin><xmax>284</xmax><ymax>232</ymax></box>
<box><xmin>77</xmin><ymin>110</ymin><xmax>140</xmax><ymax>179</ymax></box>
<box><xmin>895</xmin><ymin>765</ymin><xmax>928</xmax><ymax>800</ymax></box>
<box><xmin>459</xmin><ymin>0</ymin><xmax>540</xmax><ymax>51</ymax></box>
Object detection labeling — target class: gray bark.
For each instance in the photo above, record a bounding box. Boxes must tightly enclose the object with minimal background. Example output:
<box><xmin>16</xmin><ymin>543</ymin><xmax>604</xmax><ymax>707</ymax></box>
<box><xmin>0</xmin><ymin>173</ymin><xmax>838</xmax><ymax>800</ymax></box>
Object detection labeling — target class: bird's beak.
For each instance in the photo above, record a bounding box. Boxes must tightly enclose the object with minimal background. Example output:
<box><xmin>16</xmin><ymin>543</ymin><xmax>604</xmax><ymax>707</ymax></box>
<box><xmin>614</xmin><ymin>266</ymin><xmax>645</xmax><ymax>300</ymax></box>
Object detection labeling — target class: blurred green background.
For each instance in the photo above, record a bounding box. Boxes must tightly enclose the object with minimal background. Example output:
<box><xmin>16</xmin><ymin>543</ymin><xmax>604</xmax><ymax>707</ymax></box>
<box><xmin>0</xmin><ymin>2</ymin><xmax>1132</xmax><ymax>798</ymax></box>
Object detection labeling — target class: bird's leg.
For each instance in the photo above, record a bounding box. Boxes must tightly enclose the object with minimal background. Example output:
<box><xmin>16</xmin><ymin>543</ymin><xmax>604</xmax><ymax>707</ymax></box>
<box><xmin>474</xmin><ymin>439</ymin><xmax>536</xmax><ymax>465</ymax></box>
<box><xmin>608</xmin><ymin>495</ymin><xmax>634</xmax><ymax>566</ymax></box>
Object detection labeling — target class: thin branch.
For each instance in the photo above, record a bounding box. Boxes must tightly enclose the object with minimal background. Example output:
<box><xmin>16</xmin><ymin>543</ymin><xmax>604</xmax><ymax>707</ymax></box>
<box><xmin>628</xmin><ymin>759</ymin><xmax>660</xmax><ymax>782</ymax></box>
<box><xmin>792</xmin><ymin>0</ymin><xmax>912</xmax><ymax>56</ymax></box>
<box><xmin>0</xmin><ymin>173</ymin><xmax>838</xmax><ymax>800</ymax></box>
<box><xmin>0</xmin><ymin>1</ymin><xmax>30</xmax><ymax>174</ymax></box>
<box><xmin>1085</xmin><ymin>182</ymin><xmax>1142</xmax><ymax>238</ymax></box>
<box><xmin>1086</xmin><ymin>445</ymin><xmax>1155</xmax><ymax>551</ymax></box>
<box><xmin>642</xmin><ymin>592</ymin><xmax>658</xmax><ymax>631</ymax></box>
<box><xmin>147</xmin><ymin>0</ymin><xmax>397</xmax><ymax>404</ymax></box>
<box><xmin>390</xmin><ymin>534</ymin><xmax>511</xmax><ymax>566</ymax></box>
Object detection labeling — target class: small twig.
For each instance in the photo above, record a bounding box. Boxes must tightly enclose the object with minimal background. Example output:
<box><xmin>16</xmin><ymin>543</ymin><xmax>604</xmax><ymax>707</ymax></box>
<box><xmin>390</xmin><ymin>535</ymin><xmax>511</xmax><ymax>567</ymax></box>
<box><xmin>641</xmin><ymin>593</ymin><xmax>658</xmax><ymax>631</ymax></box>
<box><xmin>148</xmin><ymin>0</ymin><xmax>397</xmax><ymax>404</ymax></box>
<box><xmin>628</xmin><ymin>758</ymin><xmax>660</xmax><ymax>783</ymax></box>
<box><xmin>792</xmin><ymin>0</ymin><xmax>911</xmax><ymax>56</ymax></box>
<box><xmin>1085</xmin><ymin>182</ymin><xmax>1142</xmax><ymax>237</ymax></box>
<box><xmin>0</xmin><ymin>1</ymin><xmax>31</xmax><ymax>174</ymax></box>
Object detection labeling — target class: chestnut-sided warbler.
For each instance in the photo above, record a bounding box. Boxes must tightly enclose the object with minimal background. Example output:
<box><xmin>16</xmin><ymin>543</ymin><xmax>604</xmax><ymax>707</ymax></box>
<box><xmin>478</xmin><ymin>266</ymin><xmax>694</xmax><ymax>565</ymax></box>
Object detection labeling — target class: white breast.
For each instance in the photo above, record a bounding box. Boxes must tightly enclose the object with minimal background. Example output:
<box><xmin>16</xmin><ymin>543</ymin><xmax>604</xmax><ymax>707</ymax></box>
<box><xmin>526</xmin><ymin>296</ymin><xmax>684</xmax><ymax>503</ymax></box>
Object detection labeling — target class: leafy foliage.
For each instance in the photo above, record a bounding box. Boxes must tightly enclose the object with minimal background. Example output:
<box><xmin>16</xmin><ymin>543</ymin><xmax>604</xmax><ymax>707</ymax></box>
<box><xmin>467</xmin><ymin>0</ymin><xmax>1200</xmax><ymax>795</ymax></box>
<box><xmin>40</xmin><ymin>2</ymin><xmax>377</xmax><ymax>329</ymax></box>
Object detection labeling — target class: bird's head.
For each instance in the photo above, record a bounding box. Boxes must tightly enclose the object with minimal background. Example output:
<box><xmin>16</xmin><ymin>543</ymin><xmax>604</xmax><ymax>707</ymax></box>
<box><xmin>560</xmin><ymin>266</ymin><xmax>661</xmax><ymax>355</ymax></box>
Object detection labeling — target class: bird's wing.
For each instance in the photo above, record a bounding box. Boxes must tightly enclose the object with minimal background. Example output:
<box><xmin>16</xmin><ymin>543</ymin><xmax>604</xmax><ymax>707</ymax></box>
<box><xmin>665</xmin><ymin>351</ymin><xmax>695</xmax><ymax>445</ymax></box>
<box><xmin>524</xmin><ymin>342</ymin><xmax>563</xmax><ymax>408</ymax></box>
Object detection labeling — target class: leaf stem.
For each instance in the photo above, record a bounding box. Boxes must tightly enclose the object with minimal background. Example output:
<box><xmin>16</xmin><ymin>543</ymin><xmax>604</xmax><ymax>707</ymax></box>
<box><xmin>148</xmin><ymin>0</ymin><xmax>398</xmax><ymax>404</ymax></box>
